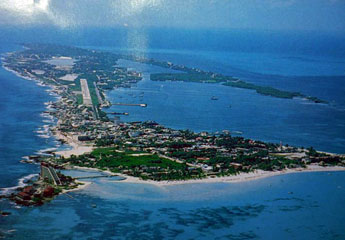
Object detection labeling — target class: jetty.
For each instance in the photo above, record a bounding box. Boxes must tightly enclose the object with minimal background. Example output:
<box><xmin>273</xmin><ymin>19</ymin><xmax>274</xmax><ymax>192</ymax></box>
<box><xmin>112</xmin><ymin>103</ymin><xmax>147</xmax><ymax>107</ymax></box>
<box><xmin>108</xmin><ymin>112</ymin><xmax>129</xmax><ymax>115</ymax></box>
<box><xmin>75</xmin><ymin>174</ymin><xmax>121</xmax><ymax>180</ymax></box>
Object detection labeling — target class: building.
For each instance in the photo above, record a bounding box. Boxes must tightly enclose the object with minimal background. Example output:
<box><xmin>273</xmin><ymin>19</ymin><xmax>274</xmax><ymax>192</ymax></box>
<box><xmin>40</xmin><ymin>163</ymin><xmax>62</xmax><ymax>185</ymax></box>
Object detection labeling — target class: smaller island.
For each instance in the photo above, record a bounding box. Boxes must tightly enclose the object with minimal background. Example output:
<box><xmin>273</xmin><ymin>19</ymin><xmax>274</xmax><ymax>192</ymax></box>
<box><xmin>150</xmin><ymin>73</ymin><xmax>328</xmax><ymax>103</ymax></box>
<box><xmin>1</xmin><ymin>43</ymin><xmax>342</xmax><ymax>207</ymax></box>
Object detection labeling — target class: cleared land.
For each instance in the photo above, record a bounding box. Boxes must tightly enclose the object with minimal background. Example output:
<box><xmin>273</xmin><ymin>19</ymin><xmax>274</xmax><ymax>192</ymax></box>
<box><xmin>59</xmin><ymin>73</ymin><xmax>79</xmax><ymax>81</ymax></box>
<box><xmin>80</xmin><ymin>79</ymin><xmax>92</xmax><ymax>106</ymax></box>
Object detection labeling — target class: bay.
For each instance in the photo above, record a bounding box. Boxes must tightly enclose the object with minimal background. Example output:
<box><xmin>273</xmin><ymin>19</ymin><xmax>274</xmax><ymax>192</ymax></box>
<box><xmin>0</xmin><ymin>29</ymin><xmax>345</xmax><ymax>239</ymax></box>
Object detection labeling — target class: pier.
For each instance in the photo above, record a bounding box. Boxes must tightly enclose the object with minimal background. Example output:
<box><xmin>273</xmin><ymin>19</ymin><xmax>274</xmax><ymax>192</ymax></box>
<box><xmin>109</xmin><ymin>112</ymin><xmax>129</xmax><ymax>115</ymax></box>
<box><xmin>112</xmin><ymin>103</ymin><xmax>147</xmax><ymax>107</ymax></box>
<box><xmin>75</xmin><ymin>174</ymin><xmax>123</xmax><ymax>180</ymax></box>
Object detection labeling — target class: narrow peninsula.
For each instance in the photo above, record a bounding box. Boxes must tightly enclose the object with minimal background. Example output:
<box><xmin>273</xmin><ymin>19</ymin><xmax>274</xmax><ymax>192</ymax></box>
<box><xmin>1</xmin><ymin>43</ymin><xmax>343</xmax><ymax>205</ymax></box>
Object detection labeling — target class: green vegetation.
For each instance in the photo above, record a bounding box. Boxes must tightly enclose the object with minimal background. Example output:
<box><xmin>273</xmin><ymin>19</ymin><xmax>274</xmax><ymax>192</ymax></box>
<box><xmin>87</xmin><ymin>78</ymin><xmax>100</xmax><ymax>106</ymax></box>
<box><xmin>76</xmin><ymin>94</ymin><xmax>83</xmax><ymax>105</ymax></box>
<box><xmin>90</xmin><ymin>148</ymin><xmax>181</xmax><ymax>168</ymax></box>
<box><xmin>150</xmin><ymin>73</ymin><xmax>327</xmax><ymax>104</ymax></box>
<box><xmin>150</xmin><ymin>73</ymin><xmax>235</xmax><ymax>83</ymax></box>
<box><xmin>4</xmin><ymin>43</ymin><xmax>343</xmax><ymax>188</ymax></box>
<box><xmin>59</xmin><ymin>148</ymin><xmax>204</xmax><ymax>181</ymax></box>
<box><xmin>223</xmin><ymin>80</ymin><xmax>301</xmax><ymax>99</ymax></box>
<box><xmin>223</xmin><ymin>81</ymin><xmax>328</xmax><ymax>103</ymax></box>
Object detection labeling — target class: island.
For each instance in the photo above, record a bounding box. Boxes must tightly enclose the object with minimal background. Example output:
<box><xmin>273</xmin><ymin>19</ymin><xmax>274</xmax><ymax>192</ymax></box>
<box><xmin>150</xmin><ymin>73</ymin><xmax>328</xmax><ymax>103</ymax></box>
<box><xmin>1</xmin><ymin>43</ymin><xmax>343</xmax><ymax>206</ymax></box>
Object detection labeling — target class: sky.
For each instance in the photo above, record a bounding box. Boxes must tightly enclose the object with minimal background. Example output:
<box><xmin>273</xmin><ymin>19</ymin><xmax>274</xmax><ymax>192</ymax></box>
<box><xmin>0</xmin><ymin>0</ymin><xmax>344</xmax><ymax>32</ymax></box>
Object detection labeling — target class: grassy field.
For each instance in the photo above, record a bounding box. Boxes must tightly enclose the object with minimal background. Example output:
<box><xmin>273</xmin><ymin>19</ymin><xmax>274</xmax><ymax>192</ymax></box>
<box><xmin>71</xmin><ymin>148</ymin><xmax>185</xmax><ymax>169</ymax></box>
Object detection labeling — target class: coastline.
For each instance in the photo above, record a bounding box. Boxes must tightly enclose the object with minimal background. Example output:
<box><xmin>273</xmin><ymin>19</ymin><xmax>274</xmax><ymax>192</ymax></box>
<box><xmin>2</xmin><ymin>59</ymin><xmax>94</xmax><ymax>158</ymax></box>
<box><xmin>69</xmin><ymin>164</ymin><xmax>345</xmax><ymax>187</ymax></box>
<box><xmin>0</xmin><ymin>58</ymin><xmax>94</xmax><ymax>198</ymax></box>
<box><xmin>53</xmin><ymin>130</ymin><xmax>94</xmax><ymax>158</ymax></box>
<box><xmin>62</xmin><ymin>180</ymin><xmax>91</xmax><ymax>193</ymax></box>
<box><xmin>2</xmin><ymin>49</ymin><xmax>345</xmax><ymax>192</ymax></box>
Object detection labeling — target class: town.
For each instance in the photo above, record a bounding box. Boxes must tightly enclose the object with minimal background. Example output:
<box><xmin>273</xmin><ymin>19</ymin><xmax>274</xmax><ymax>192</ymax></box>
<box><xmin>2</xmin><ymin>44</ymin><xmax>344</xmax><ymax>189</ymax></box>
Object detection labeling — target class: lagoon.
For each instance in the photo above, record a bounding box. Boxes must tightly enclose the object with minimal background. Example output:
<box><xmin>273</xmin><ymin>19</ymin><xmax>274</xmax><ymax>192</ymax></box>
<box><xmin>1</xmin><ymin>29</ymin><xmax>345</xmax><ymax>239</ymax></box>
<box><xmin>105</xmin><ymin>57</ymin><xmax>345</xmax><ymax>154</ymax></box>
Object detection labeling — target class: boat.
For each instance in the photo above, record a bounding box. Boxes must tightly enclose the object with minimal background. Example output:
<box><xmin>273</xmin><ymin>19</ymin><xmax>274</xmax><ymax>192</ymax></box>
<box><xmin>211</xmin><ymin>96</ymin><xmax>218</xmax><ymax>100</ymax></box>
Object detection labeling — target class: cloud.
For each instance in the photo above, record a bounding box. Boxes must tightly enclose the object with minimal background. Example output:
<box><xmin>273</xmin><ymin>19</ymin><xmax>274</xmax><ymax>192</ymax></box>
<box><xmin>0</xmin><ymin>0</ymin><xmax>50</xmax><ymax>17</ymax></box>
<box><xmin>0</xmin><ymin>0</ymin><xmax>53</xmax><ymax>25</ymax></box>
<box><xmin>0</xmin><ymin>0</ymin><xmax>165</xmax><ymax>28</ymax></box>
<box><xmin>0</xmin><ymin>0</ymin><xmax>344</xmax><ymax>32</ymax></box>
<box><xmin>0</xmin><ymin>0</ymin><xmax>162</xmax><ymax>27</ymax></box>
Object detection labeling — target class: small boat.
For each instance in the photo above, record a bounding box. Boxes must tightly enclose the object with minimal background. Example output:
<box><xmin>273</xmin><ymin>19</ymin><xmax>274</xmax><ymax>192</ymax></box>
<box><xmin>211</xmin><ymin>96</ymin><xmax>218</xmax><ymax>100</ymax></box>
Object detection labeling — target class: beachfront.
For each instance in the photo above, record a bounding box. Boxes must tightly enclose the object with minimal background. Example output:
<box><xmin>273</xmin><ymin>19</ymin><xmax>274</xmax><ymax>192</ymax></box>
<box><xmin>2</xmin><ymin>43</ymin><xmax>345</xmax><ymax>191</ymax></box>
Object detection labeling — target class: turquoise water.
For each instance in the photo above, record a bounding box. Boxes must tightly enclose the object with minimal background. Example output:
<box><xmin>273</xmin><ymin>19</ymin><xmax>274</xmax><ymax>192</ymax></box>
<box><xmin>1</xmin><ymin>29</ymin><xmax>345</xmax><ymax>239</ymax></box>
<box><xmin>2</xmin><ymin>171</ymin><xmax>345</xmax><ymax>239</ymax></box>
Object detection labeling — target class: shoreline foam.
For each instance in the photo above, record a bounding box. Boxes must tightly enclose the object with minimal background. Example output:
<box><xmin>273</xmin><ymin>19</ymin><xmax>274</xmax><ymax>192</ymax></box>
<box><xmin>2</xmin><ymin>53</ymin><xmax>344</xmax><ymax>190</ymax></box>
<box><xmin>2</xmin><ymin>60</ymin><xmax>94</xmax><ymax>157</ymax></box>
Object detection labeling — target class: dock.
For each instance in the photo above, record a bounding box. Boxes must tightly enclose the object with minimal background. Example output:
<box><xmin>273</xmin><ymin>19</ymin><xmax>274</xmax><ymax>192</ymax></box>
<box><xmin>75</xmin><ymin>175</ymin><xmax>122</xmax><ymax>180</ymax></box>
<box><xmin>112</xmin><ymin>103</ymin><xmax>147</xmax><ymax>107</ymax></box>
<box><xmin>109</xmin><ymin>112</ymin><xmax>129</xmax><ymax>115</ymax></box>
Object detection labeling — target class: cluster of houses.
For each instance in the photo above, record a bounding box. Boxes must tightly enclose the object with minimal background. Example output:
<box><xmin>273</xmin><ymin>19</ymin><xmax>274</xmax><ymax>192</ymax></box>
<box><xmin>49</xmin><ymin>84</ymin><xmax>345</xmax><ymax>177</ymax></box>
<box><xmin>4</xmin><ymin>44</ymin><xmax>345</xmax><ymax>181</ymax></box>
<box><xmin>8</xmin><ymin>163</ymin><xmax>76</xmax><ymax>206</ymax></box>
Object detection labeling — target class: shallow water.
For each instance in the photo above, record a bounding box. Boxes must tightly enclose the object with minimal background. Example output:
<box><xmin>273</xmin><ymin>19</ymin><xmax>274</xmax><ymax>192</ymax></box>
<box><xmin>2</xmin><ymin>171</ymin><xmax>345</xmax><ymax>239</ymax></box>
<box><xmin>0</xmin><ymin>31</ymin><xmax>345</xmax><ymax>239</ymax></box>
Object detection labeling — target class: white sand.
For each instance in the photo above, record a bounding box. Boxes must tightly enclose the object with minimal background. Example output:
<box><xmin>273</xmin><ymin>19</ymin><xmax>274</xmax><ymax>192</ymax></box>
<box><xmin>62</xmin><ymin>180</ymin><xmax>92</xmax><ymax>194</ymax></box>
<box><xmin>54</xmin><ymin>131</ymin><xmax>93</xmax><ymax>158</ymax></box>
<box><xmin>3</xmin><ymin>57</ymin><xmax>344</xmax><ymax>189</ymax></box>
<box><xmin>59</xmin><ymin>73</ymin><xmax>79</xmax><ymax>81</ymax></box>
<box><xmin>68</xmin><ymin>165</ymin><xmax>345</xmax><ymax>187</ymax></box>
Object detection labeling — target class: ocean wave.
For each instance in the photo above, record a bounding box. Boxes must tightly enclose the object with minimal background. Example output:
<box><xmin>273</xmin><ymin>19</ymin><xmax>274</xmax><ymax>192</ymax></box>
<box><xmin>40</xmin><ymin>113</ymin><xmax>55</xmax><ymax>121</ymax></box>
<box><xmin>0</xmin><ymin>174</ymin><xmax>39</xmax><ymax>195</ymax></box>
<box><xmin>42</xmin><ymin>119</ymin><xmax>53</xmax><ymax>123</ymax></box>
<box><xmin>37</xmin><ymin>134</ymin><xmax>50</xmax><ymax>139</ymax></box>
<box><xmin>35</xmin><ymin>147</ymin><xmax>58</xmax><ymax>155</ymax></box>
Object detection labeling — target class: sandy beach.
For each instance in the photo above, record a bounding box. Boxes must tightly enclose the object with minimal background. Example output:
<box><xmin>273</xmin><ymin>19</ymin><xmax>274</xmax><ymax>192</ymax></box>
<box><xmin>54</xmin><ymin>131</ymin><xmax>94</xmax><ymax>158</ymax></box>
<box><xmin>119</xmin><ymin>165</ymin><xmax>345</xmax><ymax>186</ymax></box>
<box><xmin>62</xmin><ymin>180</ymin><xmax>92</xmax><ymax>194</ymax></box>
<box><xmin>69</xmin><ymin>164</ymin><xmax>345</xmax><ymax>188</ymax></box>
<box><xmin>2</xmin><ymin>60</ymin><xmax>94</xmax><ymax>159</ymax></box>
<box><xmin>3</xmin><ymin>52</ymin><xmax>344</xmax><ymax>190</ymax></box>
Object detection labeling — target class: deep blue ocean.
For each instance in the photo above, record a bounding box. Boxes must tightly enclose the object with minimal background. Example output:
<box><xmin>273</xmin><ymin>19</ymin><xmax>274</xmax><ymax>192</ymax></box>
<box><xmin>0</xmin><ymin>28</ymin><xmax>344</xmax><ymax>239</ymax></box>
